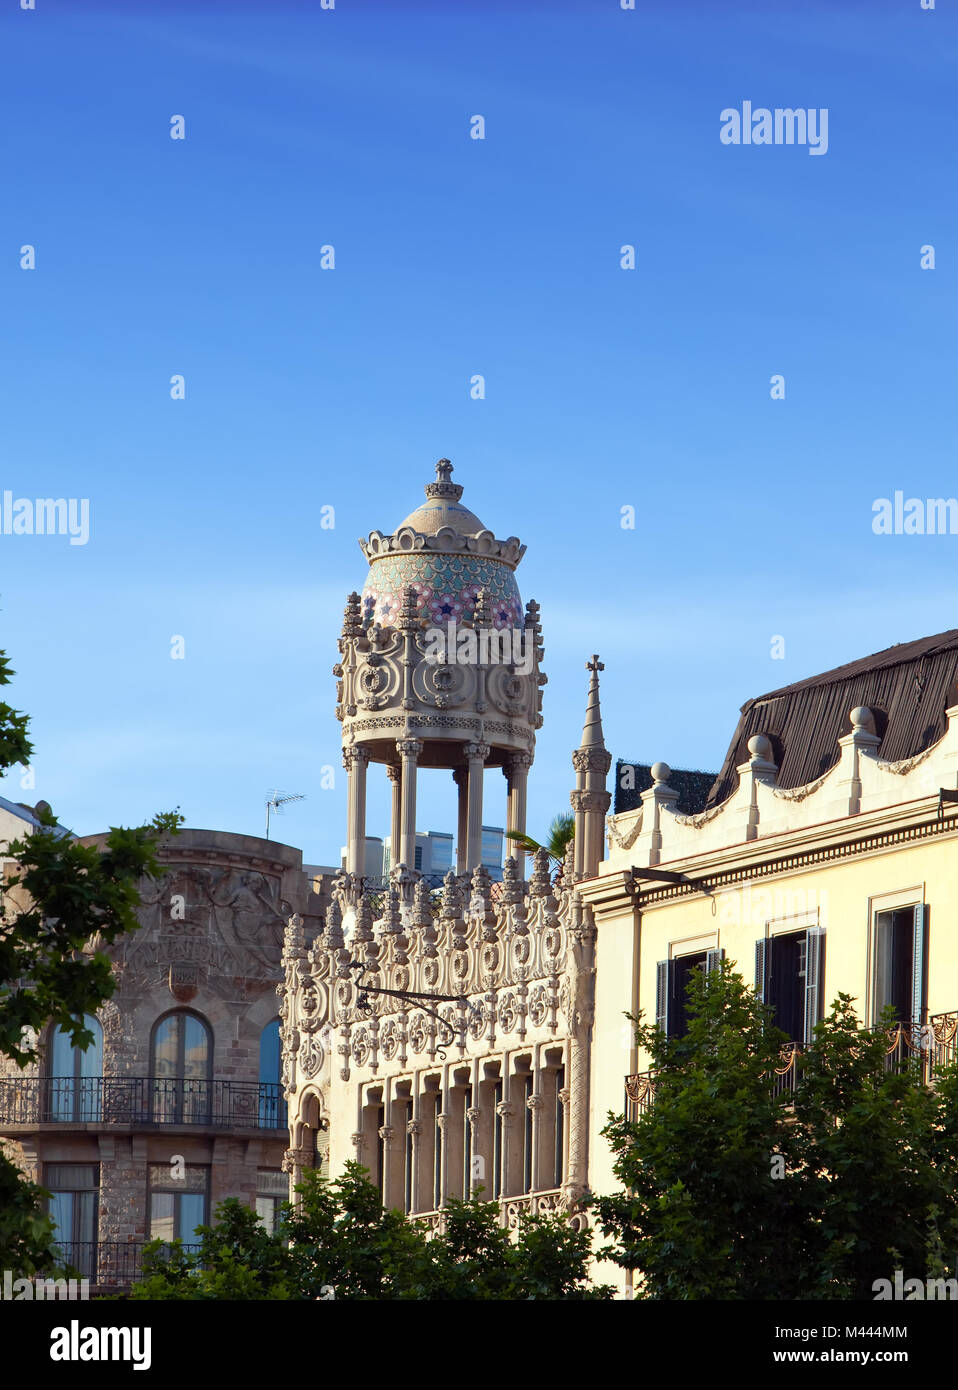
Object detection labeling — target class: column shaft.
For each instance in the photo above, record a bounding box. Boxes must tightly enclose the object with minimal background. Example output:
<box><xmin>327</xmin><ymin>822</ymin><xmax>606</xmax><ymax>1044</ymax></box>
<box><xmin>397</xmin><ymin>739</ymin><xmax>422</xmax><ymax>869</ymax></box>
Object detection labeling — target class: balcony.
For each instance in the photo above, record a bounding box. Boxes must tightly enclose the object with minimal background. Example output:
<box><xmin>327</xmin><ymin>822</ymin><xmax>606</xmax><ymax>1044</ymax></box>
<box><xmin>624</xmin><ymin>1010</ymin><xmax>958</xmax><ymax>1116</ymax></box>
<box><xmin>0</xmin><ymin>1077</ymin><xmax>288</xmax><ymax>1131</ymax></box>
<box><xmin>38</xmin><ymin>1239</ymin><xmax>202</xmax><ymax>1293</ymax></box>
<box><xmin>411</xmin><ymin>1188</ymin><xmax>570</xmax><ymax>1236</ymax></box>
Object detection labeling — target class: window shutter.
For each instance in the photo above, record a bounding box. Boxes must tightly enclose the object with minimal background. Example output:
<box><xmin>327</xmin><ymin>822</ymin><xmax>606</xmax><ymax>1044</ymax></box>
<box><xmin>655</xmin><ymin>960</ymin><xmax>671</xmax><ymax>1036</ymax></box>
<box><xmin>705</xmin><ymin>948</ymin><xmax>725</xmax><ymax>976</ymax></box>
<box><xmin>803</xmin><ymin>928</ymin><xmax>823</xmax><ymax>1045</ymax></box>
<box><xmin>911</xmin><ymin>905</ymin><xmax>927</xmax><ymax>1031</ymax></box>
<box><xmin>754</xmin><ymin>938</ymin><xmax>767</xmax><ymax>1004</ymax></box>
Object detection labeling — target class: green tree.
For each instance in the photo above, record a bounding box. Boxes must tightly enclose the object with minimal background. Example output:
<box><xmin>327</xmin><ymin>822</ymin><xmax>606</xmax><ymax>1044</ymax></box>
<box><xmin>592</xmin><ymin>963</ymin><xmax>958</xmax><ymax>1299</ymax></box>
<box><xmin>793</xmin><ymin>995</ymin><xmax>946</xmax><ymax>1299</ymax></box>
<box><xmin>0</xmin><ymin>645</ymin><xmax>181</xmax><ymax>1274</ymax></box>
<box><xmin>591</xmin><ymin>960</ymin><xmax>812</xmax><ymax>1299</ymax></box>
<box><xmin>129</xmin><ymin>1163</ymin><xmax>614</xmax><ymax>1300</ymax></box>
<box><xmin>505</xmin><ymin>812</ymin><xmax>575</xmax><ymax>866</ymax></box>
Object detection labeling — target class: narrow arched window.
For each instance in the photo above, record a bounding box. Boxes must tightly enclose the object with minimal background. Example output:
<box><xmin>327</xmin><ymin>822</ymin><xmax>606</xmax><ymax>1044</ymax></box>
<box><xmin>258</xmin><ymin>1019</ymin><xmax>287</xmax><ymax>1129</ymax></box>
<box><xmin>150</xmin><ymin>1011</ymin><xmax>212</xmax><ymax>1124</ymax></box>
<box><xmin>47</xmin><ymin>1016</ymin><xmax>102</xmax><ymax>1122</ymax></box>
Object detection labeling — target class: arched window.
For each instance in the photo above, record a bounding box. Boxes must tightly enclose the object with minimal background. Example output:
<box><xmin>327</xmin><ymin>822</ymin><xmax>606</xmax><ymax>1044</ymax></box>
<box><xmin>150</xmin><ymin>1011</ymin><xmax>212</xmax><ymax>1124</ymax></box>
<box><xmin>258</xmin><ymin>1019</ymin><xmax>287</xmax><ymax>1129</ymax></box>
<box><xmin>47</xmin><ymin>1016</ymin><xmax>102</xmax><ymax>1122</ymax></box>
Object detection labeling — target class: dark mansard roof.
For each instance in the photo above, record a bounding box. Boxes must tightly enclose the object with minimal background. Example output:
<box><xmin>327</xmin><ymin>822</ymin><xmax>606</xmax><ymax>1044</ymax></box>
<box><xmin>705</xmin><ymin>627</ymin><xmax>958</xmax><ymax>810</ymax></box>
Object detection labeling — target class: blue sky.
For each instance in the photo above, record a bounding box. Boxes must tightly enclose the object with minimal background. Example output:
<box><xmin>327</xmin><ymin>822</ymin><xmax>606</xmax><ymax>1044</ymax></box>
<box><xmin>0</xmin><ymin>0</ymin><xmax>956</xmax><ymax>864</ymax></box>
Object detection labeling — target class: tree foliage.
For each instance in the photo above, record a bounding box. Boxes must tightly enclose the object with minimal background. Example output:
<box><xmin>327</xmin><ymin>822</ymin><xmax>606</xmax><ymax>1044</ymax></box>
<box><xmin>0</xmin><ymin>643</ymin><xmax>181</xmax><ymax>1274</ymax></box>
<box><xmin>592</xmin><ymin>961</ymin><xmax>958</xmax><ymax>1299</ymax></box>
<box><xmin>129</xmin><ymin>1163</ymin><xmax>614</xmax><ymax>1300</ymax></box>
<box><xmin>506</xmin><ymin>812</ymin><xmax>575</xmax><ymax>865</ymax></box>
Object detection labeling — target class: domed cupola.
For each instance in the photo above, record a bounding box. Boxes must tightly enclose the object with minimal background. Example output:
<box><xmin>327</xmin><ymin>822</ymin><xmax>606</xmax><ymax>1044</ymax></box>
<box><xmin>334</xmin><ymin>458</ymin><xmax>545</xmax><ymax>892</ymax></box>
<box><xmin>359</xmin><ymin>460</ymin><xmax>525</xmax><ymax>632</ymax></box>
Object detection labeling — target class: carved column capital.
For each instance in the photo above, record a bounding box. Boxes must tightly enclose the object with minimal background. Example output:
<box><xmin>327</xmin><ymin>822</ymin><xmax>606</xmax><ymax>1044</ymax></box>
<box><xmin>343</xmin><ymin>744</ymin><xmax>371</xmax><ymax>772</ymax></box>
<box><xmin>572</xmin><ymin>747</ymin><xmax>612</xmax><ymax>775</ymax></box>
<box><xmin>495</xmin><ymin>1101</ymin><xmax>515</xmax><ymax>1122</ymax></box>
<box><xmin>558</xmin><ymin>1086</ymin><xmax>571</xmax><ymax>1109</ymax></box>
<box><xmin>526</xmin><ymin>1093</ymin><xmax>543</xmax><ymax>1113</ymax></box>
<box><xmin>351</xmin><ymin>1131</ymin><xmax>365</xmax><ymax>1152</ymax></box>
<box><xmin>466</xmin><ymin>1106</ymin><xmax>481</xmax><ymax>1127</ymax></box>
<box><xmin>378</xmin><ymin>1125</ymin><xmax>395</xmax><ymax>1146</ymax></box>
<box><xmin>506</xmin><ymin>751</ymin><xmax>534</xmax><ymax>775</ymax></box>
<box><xmin>406</xmin><ymin>1119</ymin><xmax>423</xmax><ymax>1138</ymax></box>
<box><xmin>397</xmin><ymin>738</ymin><xmax>424</xmax><ymax>761</ymax></box>
<box><xmin>464</xmin><ymin>741</ymin><xmax>490</xmax><ymax>764</ymax></box>
<box><xmin>386</xmin><ymin>762</ymin><xmax>401</xmax><ymax>784</ymax></box>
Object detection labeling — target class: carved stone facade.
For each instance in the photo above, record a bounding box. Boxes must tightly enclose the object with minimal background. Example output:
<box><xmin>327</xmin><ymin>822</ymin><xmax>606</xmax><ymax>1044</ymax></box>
<box><xmin>280</xmin><ymin>847</ymin><xmax>596</xmax><ymax>1229</ymax></box>
<box><xmin>282</xmin><ymin>464</ymin><xmax>607</xmax><ymax>1239</ymax></box>
<box><xmin>0</xmin><ymin>827</ymin><xmax>322</xmax><ymax>1289</ymax></box>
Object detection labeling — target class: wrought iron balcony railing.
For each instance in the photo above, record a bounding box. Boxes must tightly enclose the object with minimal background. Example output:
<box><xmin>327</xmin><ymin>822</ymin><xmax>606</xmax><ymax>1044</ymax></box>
<box><xmin>0</xmin><ymin>1076</ymin><xmax>288</xmax><ymax>1130</ymax></box>
<box><xmin>625</xmin><ymin>1010</ymin><xmax>958</xmax><ymax>1118</ymax></box>
<box><xmin>38</xmin><ymin>1239</ymin><xmax>202</xmax><ymax>1290</ymax></box>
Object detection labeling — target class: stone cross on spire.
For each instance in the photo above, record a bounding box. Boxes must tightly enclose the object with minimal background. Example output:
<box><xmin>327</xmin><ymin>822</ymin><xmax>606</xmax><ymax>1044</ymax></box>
<box><xmin>581</xmin><ymin>655</ymin><xmax>607</xmax><ymax>750</ymax></box>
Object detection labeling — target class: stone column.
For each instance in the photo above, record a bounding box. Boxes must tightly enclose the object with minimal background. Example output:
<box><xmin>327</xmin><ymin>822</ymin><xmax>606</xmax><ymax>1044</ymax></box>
<box><xmin>464</xmin><ymin>742</ymin><xmax>490</xmax><ymax>871</ymax></box>
<box><xmin>496</xmin><ymin>1100</ymin><xmax>515</xmax><ymax>1198</ymax></box>
<box><xmin>386</xmin><ymin>763</ymin><xmax>402</xmax><ymax>871</ymax></box>
<box><xmin>397</xmin><ymin>738</ymin><xmax>423</xmax><ymax>870</ymax></box>
<box><xmin>453</xmin><ymin>768</ymin><xmax>469</xmax><ymax>873</ymax></box>
<box><xmin>378</xmin><ymin>1125</ymin><xmax>395</xmax><ymax>1208</ymax></box>
<box><xmin>505</xmin><ymin>752</ymin><xmax>532</xmax><ymax>879</ymax></box>
<box><xmin>436</xmin><ymin>1111</ymin><xmax>450</xmax><ymax>1207</ymax></box>
<box><xmin>466</xmin><ymin>1106</ymin><xmax>481</xmax><ymax>1192</ymax></box>
<box><xmin>407</xmin><ymin>1118</ymin><xmax>423</xmax><ymax>1213</ymax></box>
<box><xmin>526</xmin><ymin>1092</ymin><xmax>543</xmax><ymax>1193</ymax></box>
<box><xmin>344</xmin><ymin>745</ymin><xmax>370</xmax><ymax>876</ymax></box>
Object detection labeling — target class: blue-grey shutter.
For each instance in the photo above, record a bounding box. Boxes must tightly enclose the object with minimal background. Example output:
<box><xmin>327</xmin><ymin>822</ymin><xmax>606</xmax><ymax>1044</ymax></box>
<box><xmin>655</xmin><ymin>960</ymin><xmax>671</xmax><ymax>1036</ymax></box>
<box><xmin>804</xmin><ymin>928</ymin><xmax>823</xmax><ymax>1045</ymax></box>
<box><xmin>705</xmin><ymin>948</ymin><xmax>724</xmax><ymax>976</ymax></box>
<box><xmin>911</xmin><ymin>905</ymin><xmax>926</xmax><ymax>1030</ymax></box>
<box><xmin>754</xmin><ymin>938</ymin><xmax>767</xmax><ymax>1003</ymax></box>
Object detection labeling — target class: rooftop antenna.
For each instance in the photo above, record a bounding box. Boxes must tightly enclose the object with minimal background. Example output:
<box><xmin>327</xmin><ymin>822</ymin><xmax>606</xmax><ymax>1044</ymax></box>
<box><xmin>265</xmin><ymin>789</ymin><xmax>305</xmax><ymax>840</ymax></box>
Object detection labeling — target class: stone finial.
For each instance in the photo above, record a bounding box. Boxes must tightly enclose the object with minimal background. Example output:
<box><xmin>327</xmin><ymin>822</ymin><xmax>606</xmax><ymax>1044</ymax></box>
<box><xmin>398</xmin><ymin>584</ymin><xmax>419</xmax><ymax>631</ymax></box>
<box><xmin>469</xmin><ymin>863</ymin><xmax>498</xmax><ymax>941</ymax></box>
<box><xmin>283</xmin><ymin>913</ymin><xmax>305</xmax><ymax>960</ymax></box>
<box><xmin>323</xmin><ymin>898</ymin><xmax>344</xmax><ymax>952</ymax></box>
<box><xmin>850</xmin><ymin>706</ymin><xmax>877</xmax><ymax>736</ymax></box>
<box><xmin>382</xmin><ymin>888</ymin><xmax>403</xmax><ymax>935</ymax></box>
<box><xmin>650</xmin><ymin>761</ymin><xmax>671</xmax><ymax>785</ymax></box>
<box><xmin>473</xmin><ymin>587</ymin><xmax>492</xmax><ymax>628</ymax></box>
<box><xmin>353</xmin><ymin>894</ymin><xmax>374</xmax><ymax>946</ymax></box>
<box><xmin>424</xmin><ymin>457</ymin><xmax>464</xmax><ymax>503</ymax></box>
<box><xmin>441</xmin><ymin>869</ymin><xmax>464</xmax><ymax>923</ymax></box>
<box><xmin>742</xmin><ymin>734</ymin><xmax>778</xmax><ymax>782</ymax></box>
<box><xmin>342</xmin><ymin>591</ymin><xmax>363</xmax><ymax>638</ymax></box>
<box><xmin>530</xmin><ymin>847</ymin><xmax>552</xmax><ymax>898</ymax></box>
<box><xmin>499</xmin><ymin>856</ymin><xmax>522</xmax><ymax>905</ymax></box>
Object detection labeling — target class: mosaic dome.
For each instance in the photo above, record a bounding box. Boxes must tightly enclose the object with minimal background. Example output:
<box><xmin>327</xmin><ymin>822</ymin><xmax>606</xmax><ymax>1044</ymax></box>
<box><xmin>359</xmin><ymin>461</ymin><xmax>525</xmax><ymax>632</ymax></box>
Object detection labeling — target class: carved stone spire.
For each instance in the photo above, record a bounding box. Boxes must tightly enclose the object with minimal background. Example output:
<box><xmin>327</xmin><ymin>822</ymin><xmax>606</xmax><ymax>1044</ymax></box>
<box><xmin>571</xmin><ymin>655</ymin><xmax>612</xmax><ymax>880</ymax></box>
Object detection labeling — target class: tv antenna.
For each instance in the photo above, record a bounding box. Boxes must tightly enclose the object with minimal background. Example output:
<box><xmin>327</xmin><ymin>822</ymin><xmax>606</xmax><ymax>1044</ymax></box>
<box><xmin>265</xmin><ymin>789</ymin><xmax>306</xmax><ymax>840</ymax></box>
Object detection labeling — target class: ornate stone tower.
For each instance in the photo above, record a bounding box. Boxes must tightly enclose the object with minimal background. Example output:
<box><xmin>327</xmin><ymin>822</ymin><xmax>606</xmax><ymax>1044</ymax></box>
<box><xmin>333</xmin><ymin>460</ymin><xmax>546</xmax><ymax>889</ymax></box>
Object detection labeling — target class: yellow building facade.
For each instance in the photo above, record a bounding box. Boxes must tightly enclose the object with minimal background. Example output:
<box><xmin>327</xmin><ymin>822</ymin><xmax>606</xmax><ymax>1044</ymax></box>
<box><xmin>583</xmin><ymin>633</ymin><xmax>958</xmax><ymax>1237</ymax></box>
